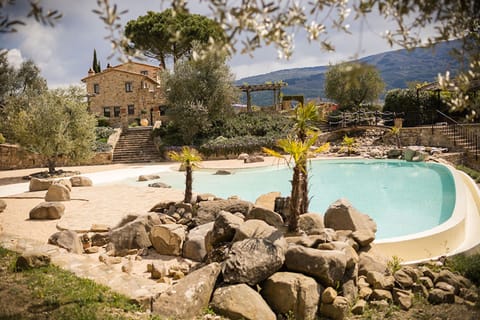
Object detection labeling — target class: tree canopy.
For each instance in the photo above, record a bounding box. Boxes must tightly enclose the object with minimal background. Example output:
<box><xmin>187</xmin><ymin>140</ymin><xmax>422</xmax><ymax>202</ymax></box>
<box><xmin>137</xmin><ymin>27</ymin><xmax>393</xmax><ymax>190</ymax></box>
<box><xmin>3</xmin><ymin>86</ymin><xmax>96</xmax><ymax>173</ymax></box>
<box><xmin>325</xmin><ymin>62</ymin><xmax>385</xmax><ymax>111</ymax></box>
<box><xmin>0</xmin><ymin>52</ymin><xmax>47</xmax><ymax>106</ymax></box>
<box><xmin>124</xmin><ymin>9</ymin><xmax>225</xmax><ymax>68</ymax></box>
<box><xmin>161</xmin><ymin>45</ymin><xmax>239</xmax><ymax>145</ymax></box>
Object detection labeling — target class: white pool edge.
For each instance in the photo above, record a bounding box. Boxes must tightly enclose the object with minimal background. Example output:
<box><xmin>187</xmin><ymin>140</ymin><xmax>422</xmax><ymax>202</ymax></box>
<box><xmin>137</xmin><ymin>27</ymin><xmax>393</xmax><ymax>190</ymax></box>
<box><xmin>374</xmin><ymin>163</ymin><xmax>480</xmax><ymax>264</ymax></box>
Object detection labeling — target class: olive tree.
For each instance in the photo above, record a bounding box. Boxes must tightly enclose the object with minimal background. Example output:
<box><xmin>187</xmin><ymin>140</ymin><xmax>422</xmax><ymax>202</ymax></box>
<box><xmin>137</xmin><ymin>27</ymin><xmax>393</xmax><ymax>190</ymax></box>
<box><xmin>325</xmin><ymin>62</ymin><xmax>385</xmax><ymax>111</ymax></box>
<box><xmin>161</xmin><ymin>45</ymin><xmax>239</xmax><ymax>145</ymax></box>
<box><xmin>4</xmin><ymin>86</ymin><xmax>96</xmax><ymax>173</ymax></box>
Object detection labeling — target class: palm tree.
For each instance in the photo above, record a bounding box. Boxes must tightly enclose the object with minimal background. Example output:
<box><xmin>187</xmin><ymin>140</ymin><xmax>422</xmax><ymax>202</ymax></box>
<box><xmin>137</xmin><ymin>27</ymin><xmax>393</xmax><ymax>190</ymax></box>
<box><xmin>292</xmin><ymin>102</ymin><xmax>320</xmax><ymax>213</ymax></box>
<box><xmin>168</xmin><ymin>146</ymin><xmax>202</xmax><ymax>203</ymax></box>
<box><xmin>263</xmin><ymin>134</ymin><xmax>329</xmax><ymax>232</ymax></box>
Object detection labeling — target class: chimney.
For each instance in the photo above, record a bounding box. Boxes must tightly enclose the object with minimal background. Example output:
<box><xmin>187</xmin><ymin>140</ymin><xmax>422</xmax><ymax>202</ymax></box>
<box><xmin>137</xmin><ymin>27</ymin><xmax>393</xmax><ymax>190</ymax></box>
<box><xmin>88</xmin><ymin>67</ymin><xmax>95</xmax><ymax>76</ymax></box>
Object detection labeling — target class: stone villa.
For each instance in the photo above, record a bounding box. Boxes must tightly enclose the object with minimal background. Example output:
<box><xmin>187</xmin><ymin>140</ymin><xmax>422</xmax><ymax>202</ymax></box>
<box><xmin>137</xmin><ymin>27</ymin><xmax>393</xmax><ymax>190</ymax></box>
<box><xmin>81</xmin><ymin>61</ymin><xmax>167</xmax><ymax>127</ymax></box>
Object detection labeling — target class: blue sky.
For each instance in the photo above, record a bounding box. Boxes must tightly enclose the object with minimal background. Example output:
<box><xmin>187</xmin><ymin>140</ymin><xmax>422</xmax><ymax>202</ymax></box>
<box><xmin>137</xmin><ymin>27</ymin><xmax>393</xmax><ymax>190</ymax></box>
<box><xmin>1</xmin><ymin>0</ymin><xmax>435</xmax><ymax>88</ymax></box>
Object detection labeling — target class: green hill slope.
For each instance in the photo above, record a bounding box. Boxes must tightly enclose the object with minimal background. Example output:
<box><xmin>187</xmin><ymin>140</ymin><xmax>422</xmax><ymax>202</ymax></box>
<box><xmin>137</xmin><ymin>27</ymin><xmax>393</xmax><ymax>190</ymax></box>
<box><xmin>237</xmin><ymin>40</ymin><xmax>463</xmax><ymax>106</ymax></box>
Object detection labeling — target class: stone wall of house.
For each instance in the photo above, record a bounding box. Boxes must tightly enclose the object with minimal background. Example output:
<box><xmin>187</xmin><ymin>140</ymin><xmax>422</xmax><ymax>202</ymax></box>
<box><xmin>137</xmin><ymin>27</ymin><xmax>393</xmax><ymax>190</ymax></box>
<box><xmin>0</xmin><ymin>144</ymin><xmax>113</xmax><ymax>170</ymax></box>
<box><xmin>83</xmin><ymin>62</ymin><xmax>166</xmax><ymax>129</ymax></box>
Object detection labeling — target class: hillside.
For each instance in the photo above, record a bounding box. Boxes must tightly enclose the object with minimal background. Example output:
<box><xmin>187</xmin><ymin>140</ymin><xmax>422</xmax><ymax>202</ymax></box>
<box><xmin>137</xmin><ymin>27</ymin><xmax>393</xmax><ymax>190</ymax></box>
<box><xmin>237</xmin><ymin>40</ymin><xmax>463</xmax><ymax>106</ymax></box>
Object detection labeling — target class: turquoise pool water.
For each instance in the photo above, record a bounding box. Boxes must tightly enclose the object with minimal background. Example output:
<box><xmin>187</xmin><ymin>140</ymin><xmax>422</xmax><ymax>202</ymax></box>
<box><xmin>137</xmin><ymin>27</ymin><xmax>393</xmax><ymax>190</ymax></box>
<box><xmin>134</xmin><ymin>159</ymin><xmax>457</xmax><ymax>239</ymax></box>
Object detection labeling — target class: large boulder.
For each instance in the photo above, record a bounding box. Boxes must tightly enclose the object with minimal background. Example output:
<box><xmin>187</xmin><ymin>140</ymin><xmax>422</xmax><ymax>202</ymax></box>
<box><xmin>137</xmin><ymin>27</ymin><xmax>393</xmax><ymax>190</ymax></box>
<box><xmin>29</xmin><ymin>202</ymin><xmax>65</xmax><ymax>220</ymax></box>
<box><xmin>211</xmin><ymin>284</ymin><xmax>276</xmax><ymax>320</ymax></box>
<box><xmin>15</xmin><ymin>250</ymin><xmax>51</xmax><ymax>271</ymax></box>
<box><xmin>207</xmin><ymin>211</ymin><xmax>244</xmax><ymax>248</ymax></box>
<box><xmin>45</xmin><ymin>184</ymin><xmax>70</xmax><ymax>201</ymax></box>
<box><xmin>245</xmin><ymin>206</ymin><xmax>284</xmax><ymax>228</ymax></box>
<box><xmin>183</xmin><ymin>222</ymin><xmax>213</xmax><ymax>262</ymax></box>
<box><xmin>298</xmin><ymin>213</ymin><xmax>325</xmax><ymax>235</ymax></box>
<box><xmin>48</xmin><ymin>230</ymin><xmax>83</xmax><ymax>254</ymax></box>
<box><xmin>358</xmin><ymin>247</ymin><xmax>388</xmax><ymax>276</ymax></box>
<box><xmin>195</xmin><ymin>199</ymin><xmax>252</xmax><ymax>225</ymax></box>
<box><xmin>150</xmin><ymin>223</ymin><xmax>186</xmax><ymax>256</ymax></box>
<box><xmin>255</xmin><ymin>191</ymin><xmax>281</xmax><ymax>211</ymax></box>
<box><xmin>152</xmin><ymin>263</ymin><xmax>221</xmax><ymax>319</ymax></box>
<box><xmin>323</xmin><ymin>199</ymin><xmax>377</xmax><ymax>245</ymax></box>
<box><xmin>222</xmin><ymin>235</ymin><xmax>286</xmax><ymax>286</ymax></box>
<box><xmin>29</xmin><ymin>178</ymin><xmax>53</xmax><ymax>192</ymax></box>
<box><xmin>69</xmin><ymin>176</ymin><xmax>93</xmax><ymax>187</ymax></box>
<box><xmin>109</xmin><ymin>215</ymin><xmax>155</xmax><ymax>254</ymax></box>
<box><xmin>54</xmin><ymin>179</ymin><xmax>72</xmax><ymax>191</ymax></box>
<box><xmin>261</xmin><ymin>272</ymin><xmax>321</xmax><ymax>320</ymax></box>
<box><xmin>285</xmin><ymin>245</ymin><xmax>347</xmax><ymax>287</ymax></box>
<box><xmin>233</xmin><ymin>219</ymin><xmax>278</xmax><ymax>242</ymax></box>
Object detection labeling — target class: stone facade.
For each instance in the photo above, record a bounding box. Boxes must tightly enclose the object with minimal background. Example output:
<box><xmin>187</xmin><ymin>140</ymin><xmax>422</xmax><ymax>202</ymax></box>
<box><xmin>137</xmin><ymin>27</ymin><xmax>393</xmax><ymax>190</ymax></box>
<box><xmin>82</xmin><ymin>62</ymin><xmax>167</xmax><ymax>128</ymax></box>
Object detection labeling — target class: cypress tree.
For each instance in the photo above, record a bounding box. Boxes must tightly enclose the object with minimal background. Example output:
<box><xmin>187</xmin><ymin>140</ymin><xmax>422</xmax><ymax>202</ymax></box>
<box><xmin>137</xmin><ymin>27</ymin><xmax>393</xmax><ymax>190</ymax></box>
<box><xmin>92</xmin><ymin>49</ymin><xmax>101</xmax><ymax>73</ymax></box>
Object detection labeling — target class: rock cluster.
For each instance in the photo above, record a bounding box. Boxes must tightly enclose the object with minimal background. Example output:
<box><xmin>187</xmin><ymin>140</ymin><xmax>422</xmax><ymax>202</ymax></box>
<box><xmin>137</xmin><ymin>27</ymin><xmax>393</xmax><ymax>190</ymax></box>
<box><xmin>43</xmin><ymin>193</ymin><xmax>478</xmax><ymax>320</ymax></box>
<box><xmin>28</xmin><ymin>176</ymin><xmax>93</xmax><ymax>220</ymax></box>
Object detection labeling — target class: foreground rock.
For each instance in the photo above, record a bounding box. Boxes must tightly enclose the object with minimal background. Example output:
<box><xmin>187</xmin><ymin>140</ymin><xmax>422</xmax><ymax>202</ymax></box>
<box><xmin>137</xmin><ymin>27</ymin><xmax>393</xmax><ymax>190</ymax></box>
<box><xmin>285</xmin><ymin>245</ymin><xmax>346</xmax><ymax>287</ymax></box>
<box><xmin>152</xmin><ymin>263</ymin><xmax>221</xmax><ymax>319</ymax></box>
<box><xmin>183</xmin><ymin>222</ymin><xmax>213</xmax><ymax>262</ymax></box>
<box><xmin>48</xmin><ymin>230</ymin><xmax>83</xmax><ymax>254</ymax></box>
<box><xmin>324</xmin><ymin>198</ymin><xmax>377</xmax><ymax>246</ymax></box>
<box><xmin>45</xmin><ymin>184</ymin><xmax>70</xmax><ymax>201</ymax></box>
<box><xmin>150</xmin><ymin>224</ymin><xmax>186</xmax><ymax>256</ymax></box>
<box><xmin>29</xmin><ymin>178</ymin><xmax>53</xmax><ymax>192</ymax></box>
<box><xmin>261</xmin><ymin>272</ymin><xmax>321</xmax><ymax>320</ymax></box>
<box><xmin>109</xmin><ymin>215</ymin><xmax>156</xmax><ymax>255</ymax></box>
<box><xmin>195</xmin><ymin>199</ymin><xmax>252</xmax><ymax>225</ymax></box>
<box><xmin>70</xmin><ymin>176</ymin><xmax>93</xmax><ymax>187</ymax></box>
<box><xmin>15</xmin><ymin>250</ymin><xmax>51</xmax><ymax>270</ymax></box>
<box><xmin>211</xmin><ymin>284</ymin><xmax>276</xmax><ymax>320</ymax></box>
<box><xmin>29</xmin><ymin>202</ymin><xmax>65</xmax><ymax>220</ymax></box>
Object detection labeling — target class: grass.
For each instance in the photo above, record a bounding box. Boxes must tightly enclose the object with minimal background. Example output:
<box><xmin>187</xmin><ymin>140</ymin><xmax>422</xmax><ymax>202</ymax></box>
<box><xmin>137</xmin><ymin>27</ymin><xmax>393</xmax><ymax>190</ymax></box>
<box><xmin>456</xmin><ymin>165</ymin><xmax>480</xmax><ymax>183</ymax></box>
<box><xmin>0</xmin><ymin>247</ymin><xmax>155</xmax><ymax>320</ymax></box>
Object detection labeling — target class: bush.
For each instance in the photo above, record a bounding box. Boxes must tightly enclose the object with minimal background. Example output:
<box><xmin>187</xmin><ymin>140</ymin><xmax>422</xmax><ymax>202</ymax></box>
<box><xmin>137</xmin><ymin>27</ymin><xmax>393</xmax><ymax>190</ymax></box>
<box><xmin>456</xmin><ymin>165</ymin><xmax>480</xmax><ymax>183</ymax></box>
<box><xmin>199</xmin><ymin>135</ymin><xmax>279</xmax><ymax>158</ymax></box>
<box><xmin>0</xmin><ymin>133</ymin><xmax>5</xmax><ymax>144</ymax></box>
<box><xmin>95</xmin><ymin>127</ymin><xmax>114</xmax><ymax>140</ymax></box>
<box><xmin>447</xmin><ymin>254</ymin><xmax>480</xmax><ymax>285</ymax></box>
<box><xmin>96</xmin><ymin>117</ymin><xmax>110</xmax><ymax>127</ymax></box>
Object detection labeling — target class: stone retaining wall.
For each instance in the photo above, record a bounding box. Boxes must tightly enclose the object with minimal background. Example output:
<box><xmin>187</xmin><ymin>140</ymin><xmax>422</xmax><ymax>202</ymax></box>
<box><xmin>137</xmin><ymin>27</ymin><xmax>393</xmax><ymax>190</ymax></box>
<box><xmin>0</xmin><ymin>143</ymin><xmax>113</xmax><ymax>170</ymax></box>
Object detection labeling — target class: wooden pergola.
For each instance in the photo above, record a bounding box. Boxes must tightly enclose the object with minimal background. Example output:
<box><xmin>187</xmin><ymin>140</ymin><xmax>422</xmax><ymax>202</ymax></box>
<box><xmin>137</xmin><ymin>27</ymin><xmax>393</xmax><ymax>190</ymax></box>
<box><xmin>237</xmin><ymin>82</ymin><xmax>287</xmax><ymax>112</ymax></box>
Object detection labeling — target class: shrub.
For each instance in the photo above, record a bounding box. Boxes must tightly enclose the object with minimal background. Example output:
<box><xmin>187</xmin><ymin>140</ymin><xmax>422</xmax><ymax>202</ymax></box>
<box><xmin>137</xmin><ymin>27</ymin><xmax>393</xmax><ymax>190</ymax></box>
<box><xmin>95</xmin><ymin>127</ymin><xmax>114</xmax><ymax>140</ymax></box>
<box><xmin>447</xmin><ymin>254</ymin><xmax>480</xmax><ymax>285</ymax></box>
<box><xmin>96</xmin><ymin>117</ymin><xmax>110</xmax><ymax>127</ymax></box>
<box><xmin>0</xmin><ymin>133</ymin><xmax>5</xmax><ymax>144</ymax></box>
<box><xmin>199</xmin><ymin>135</ymin><xmax>279</xmax><ymax>158</ymax></box>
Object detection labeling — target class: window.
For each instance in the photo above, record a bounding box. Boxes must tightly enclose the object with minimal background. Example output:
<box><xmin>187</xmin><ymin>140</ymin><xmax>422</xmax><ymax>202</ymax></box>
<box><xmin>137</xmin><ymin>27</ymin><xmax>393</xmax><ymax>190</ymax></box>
<box><xmin>128</xmin><ymin>104</ymin><xmax>135</xmax><ymax>115</ymax></box>
<box><xmin>93</xmin><ymin>83</ymin><xmax>100</xmax><ymax>94</ymax></box>
<box><xmin>140</xmin><ymin>70</ymin><xmax>148</xmax><ymax>76</ymax></box>
<box><xmin>114</xmin><ymin>106</ymin><xmax>120</xmax><ymax>117</ymax></box>
<box><xmin>103</xmin><ymin>107</ymin><xmax>110</xmax><ymax>118</ymax></box>
<box><xmin>125</xmin><ymin>82</ymin><xmax>133</xmax><ymax>92</ymax></box>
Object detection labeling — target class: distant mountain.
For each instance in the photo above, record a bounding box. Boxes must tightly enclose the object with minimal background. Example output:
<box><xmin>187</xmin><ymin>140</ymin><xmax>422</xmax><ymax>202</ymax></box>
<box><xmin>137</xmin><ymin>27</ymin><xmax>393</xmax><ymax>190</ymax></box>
<box><xmin>236</xmin><ymin>40</ymin><xmax>463</xmax><ymax>106</ymax></box>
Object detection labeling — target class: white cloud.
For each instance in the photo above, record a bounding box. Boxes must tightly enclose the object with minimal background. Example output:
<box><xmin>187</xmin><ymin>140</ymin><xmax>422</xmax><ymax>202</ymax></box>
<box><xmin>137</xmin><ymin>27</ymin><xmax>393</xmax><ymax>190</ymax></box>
<box><xmin>6</xmin><ymin>48</ymin><xmax>24</xmax><ymax>69</ymax></box>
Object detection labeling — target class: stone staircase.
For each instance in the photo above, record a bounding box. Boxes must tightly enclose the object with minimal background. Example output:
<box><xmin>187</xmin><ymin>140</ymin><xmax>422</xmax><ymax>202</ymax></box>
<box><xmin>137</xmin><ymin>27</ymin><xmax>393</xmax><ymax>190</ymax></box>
<box><xmin>112</xmin><ymin>127</ymin><xmax>162</xmax><ymax>163</ymax></box>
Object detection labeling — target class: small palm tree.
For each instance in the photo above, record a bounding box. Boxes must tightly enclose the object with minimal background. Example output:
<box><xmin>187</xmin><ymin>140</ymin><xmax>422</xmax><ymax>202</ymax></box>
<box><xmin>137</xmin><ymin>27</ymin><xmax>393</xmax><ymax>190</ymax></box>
<box><xmin>168</xmin><ymin>146</ymin><xmax>202</xmax><ymax>203</ymax></box>
<box><xmin>340</xmin><ymin>134</ymin><xmax>357</xmax><ymax>156</ymax></box>
<box><xmin>391</xmin><ymin>126</ymin><xmax>402</xmax><ymax>148</ymax></box>
<box><xmin>292</xmin><ymin>102</ymin><xmax>320</xmax><ymax>213</ymax></box>
<box><xmin>264</xmin><ymin>134</ymin><xmax>329</xmax><ymax>232</ymax></box>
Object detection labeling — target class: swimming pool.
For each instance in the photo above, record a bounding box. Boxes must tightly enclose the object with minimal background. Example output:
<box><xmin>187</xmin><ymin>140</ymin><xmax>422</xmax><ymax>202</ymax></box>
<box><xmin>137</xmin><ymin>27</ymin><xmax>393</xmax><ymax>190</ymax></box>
<box><xmin>132</xmin><ymin>159</ymin><xmax>457</xmax><ymax>240</ymax></box>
